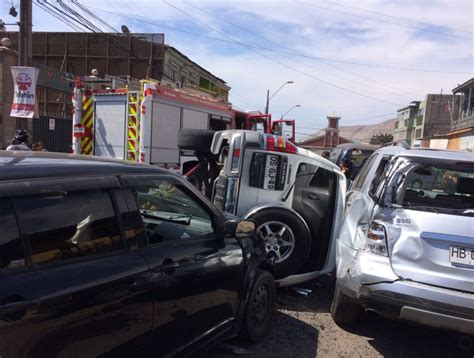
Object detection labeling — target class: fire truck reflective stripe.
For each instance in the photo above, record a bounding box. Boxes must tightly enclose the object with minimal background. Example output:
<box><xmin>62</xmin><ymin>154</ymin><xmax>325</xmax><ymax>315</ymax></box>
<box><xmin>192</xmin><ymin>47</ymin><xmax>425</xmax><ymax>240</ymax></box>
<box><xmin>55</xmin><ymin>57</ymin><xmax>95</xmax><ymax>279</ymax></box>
<box><xmin>129</xmin><ymin>127</ymin><xmax>137</xmax><ymax>139</ymax></box>
<box><xmin>81</xmin><ymin>137</ymin><xmax>93</xmax><ymax>155</ymax></box>
<box><xmin>127</xmin><ymin>91</ymin><xmax>140</xmax><ymax>162</ymax></box>
<box><xmin>81</xmin><ymin>96</ymin><xmax>94</xmax><ymax>155</ymax></box>
<box><xmin>129</xmin><ymin>103</ymin><xmax>137</xmax><ymax>115</ymax></box>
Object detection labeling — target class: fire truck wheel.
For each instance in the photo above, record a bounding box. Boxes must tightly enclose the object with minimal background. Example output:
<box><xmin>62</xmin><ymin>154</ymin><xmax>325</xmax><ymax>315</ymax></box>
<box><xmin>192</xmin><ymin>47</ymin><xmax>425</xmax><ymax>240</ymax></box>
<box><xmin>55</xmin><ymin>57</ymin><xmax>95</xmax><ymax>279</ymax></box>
<box><xmin>177</xmin><ymin>129</ymin><xmax>216</xmax><ymax>152</ymax></box>
<box><xmin>250</xmin><ymin>209</ymin><xmax>311</xmax><ymax>279</ymax></box>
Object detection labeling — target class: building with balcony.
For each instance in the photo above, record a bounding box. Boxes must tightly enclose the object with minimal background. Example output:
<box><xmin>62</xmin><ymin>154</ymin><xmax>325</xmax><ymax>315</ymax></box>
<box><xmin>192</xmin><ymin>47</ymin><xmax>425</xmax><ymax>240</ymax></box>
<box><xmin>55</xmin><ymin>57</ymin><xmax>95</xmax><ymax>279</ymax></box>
<box><xmin>422</xmin><ymin>78</ymin><xmax>474</xmax><ymax>151</ymax></box>
<box><xmin>452</xmin><ymin>78</ymin><xmax>474</xmax><ymax>132</ymax></box>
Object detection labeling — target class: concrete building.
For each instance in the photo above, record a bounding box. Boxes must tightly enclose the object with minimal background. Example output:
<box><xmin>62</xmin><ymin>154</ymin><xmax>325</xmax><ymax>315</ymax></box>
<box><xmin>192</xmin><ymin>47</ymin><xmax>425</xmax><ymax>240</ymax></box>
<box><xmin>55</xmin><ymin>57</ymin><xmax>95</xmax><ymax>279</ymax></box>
<box><xmin>394</xmin><ymin>101</ymin><xmax>420</xmax><ymax>145</ymax></box>
<box><xmin>0</xmin><ymin>32</ymin><xmax>230</xmax><ymax>148</ymax></box>
<box><xmin>412</xmin><ymin>94</ymin><xmax>460</xmax><ymax>147</ymax></box>
<box><xmin>298</xmin><ymin>114</ymin><xmax>352</xmax><ymax>152</ymax></box>
<box><xmin>162</xmin><ymin>46</ymin><xmax>230</xmax><ymax>101</ymax></box>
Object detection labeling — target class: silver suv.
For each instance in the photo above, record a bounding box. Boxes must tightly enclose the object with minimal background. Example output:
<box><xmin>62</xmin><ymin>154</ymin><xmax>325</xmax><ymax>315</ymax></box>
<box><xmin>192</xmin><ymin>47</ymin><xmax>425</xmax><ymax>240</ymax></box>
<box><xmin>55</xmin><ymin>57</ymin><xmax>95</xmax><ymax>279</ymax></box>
<box><xmin>332</xmin><ymin>145</ymin><xmax>474</xmax><ymax>335</ymax></box>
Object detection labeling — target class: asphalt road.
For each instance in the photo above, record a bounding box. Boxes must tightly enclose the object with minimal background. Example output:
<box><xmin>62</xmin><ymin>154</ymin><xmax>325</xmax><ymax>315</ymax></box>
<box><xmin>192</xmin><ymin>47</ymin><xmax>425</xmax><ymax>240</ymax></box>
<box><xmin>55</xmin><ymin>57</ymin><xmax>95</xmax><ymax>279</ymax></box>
<box><xmin>208</xmin><ymin>275</ymin><xmax>474</xmax><ymax>358</ymax></box>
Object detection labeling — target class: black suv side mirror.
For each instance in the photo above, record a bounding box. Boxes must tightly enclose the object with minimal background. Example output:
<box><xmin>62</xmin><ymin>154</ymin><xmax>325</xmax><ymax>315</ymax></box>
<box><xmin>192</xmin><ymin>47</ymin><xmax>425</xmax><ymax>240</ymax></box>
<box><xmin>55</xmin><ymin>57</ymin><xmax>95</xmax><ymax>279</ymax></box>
<box><xmin>223</xmin><ymin>220</ymin><xmax>256</xmax><ymax>238</ymax></box>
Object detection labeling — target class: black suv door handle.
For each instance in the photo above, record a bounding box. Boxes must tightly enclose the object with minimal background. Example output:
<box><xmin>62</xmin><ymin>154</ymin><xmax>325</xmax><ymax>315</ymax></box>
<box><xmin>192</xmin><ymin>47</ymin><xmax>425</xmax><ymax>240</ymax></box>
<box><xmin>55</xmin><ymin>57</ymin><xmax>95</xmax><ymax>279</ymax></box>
<box><xmin>0</xmin><ymin>297</ymin><xmax>39</xmax><ymax>319</ymax></box>
<box><xmin>308</xmin><ymin>193</ymin><xmax>320</xmax><ymax>200</ymax></box>
<box><xmin>152</xmin><ymin>259</ymin><xmax>179</xmax><ymax>276</ymax></box>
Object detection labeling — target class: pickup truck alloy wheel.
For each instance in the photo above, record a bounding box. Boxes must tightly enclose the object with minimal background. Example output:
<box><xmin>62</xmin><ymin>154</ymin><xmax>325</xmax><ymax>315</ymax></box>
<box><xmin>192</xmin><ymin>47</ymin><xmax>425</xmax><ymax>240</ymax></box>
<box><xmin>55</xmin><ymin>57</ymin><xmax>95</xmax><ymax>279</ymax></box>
<box><xmin>250</xmin><ymin>209</ymin><xmax>311</xmax><ymax>278</ymax></box>
<box><xmin>257</xmin><ymin>221</ymin><xmax>295</xmax><ymax>263</ymax></box>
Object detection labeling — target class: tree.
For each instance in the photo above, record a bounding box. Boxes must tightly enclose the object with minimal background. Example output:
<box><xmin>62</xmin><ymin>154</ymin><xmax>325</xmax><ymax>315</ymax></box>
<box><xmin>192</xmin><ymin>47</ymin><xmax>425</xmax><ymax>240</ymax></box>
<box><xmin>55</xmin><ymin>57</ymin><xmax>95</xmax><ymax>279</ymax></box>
<box><xmin>370</xmin><ymin>132</ymin><xmax>393</xmax><ymax>145</ymax></box>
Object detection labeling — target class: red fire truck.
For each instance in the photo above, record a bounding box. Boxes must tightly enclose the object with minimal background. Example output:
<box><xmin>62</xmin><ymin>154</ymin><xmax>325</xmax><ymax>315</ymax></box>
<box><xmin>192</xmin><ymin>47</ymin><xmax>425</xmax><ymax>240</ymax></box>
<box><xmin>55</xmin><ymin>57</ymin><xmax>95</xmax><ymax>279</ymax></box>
<box><xmin>72</xmin><ymin>80</ymin><xmax>296</xmax><ymax>184</ymax></box>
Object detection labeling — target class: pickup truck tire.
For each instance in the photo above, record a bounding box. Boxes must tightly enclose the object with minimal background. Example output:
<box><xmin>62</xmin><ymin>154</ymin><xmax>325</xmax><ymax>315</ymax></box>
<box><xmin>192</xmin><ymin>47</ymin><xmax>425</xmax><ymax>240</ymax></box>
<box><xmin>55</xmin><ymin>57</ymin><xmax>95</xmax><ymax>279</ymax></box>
<box><xmin>177</xmin><ymin>129</ymin><xmax>216</xmax><ymax>152</ymax></box>
<box><xmin>251</xmin><ymin>209</ymin><xmax>311</xmax><ymax>279</ymax></box>
<box><xmin>330</xmin><ymin>285</ymin><xmax>363</xmax><ymax>324</ymax></box>
<box><xmin>240</xmin><ymin>270</ymin><xmax>276</xmax><ymax>343</ymax></box>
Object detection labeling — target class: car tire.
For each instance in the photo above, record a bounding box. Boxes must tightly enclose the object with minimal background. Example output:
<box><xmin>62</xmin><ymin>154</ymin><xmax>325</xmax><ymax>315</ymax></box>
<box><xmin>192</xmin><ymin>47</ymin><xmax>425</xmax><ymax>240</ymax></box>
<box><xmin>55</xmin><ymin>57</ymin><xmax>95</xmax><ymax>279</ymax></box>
<box><xmin>250</xmin><ymin>209</ymin><xmax>311</xmax><ymax>279</ymax></box>
<box><xmin>240</xmin><ymin>270</ymin><xmax>276</xmax><ymax>343</ymax></box>
<box><xmin>177</xmin><ymin>129</ymin><xmax>216</xmax><ymax>152</ymax></box>
<box><xmin>330</xmin><ymin>285</ymin><xmax>363</xmax><ymax>324</ymax></box>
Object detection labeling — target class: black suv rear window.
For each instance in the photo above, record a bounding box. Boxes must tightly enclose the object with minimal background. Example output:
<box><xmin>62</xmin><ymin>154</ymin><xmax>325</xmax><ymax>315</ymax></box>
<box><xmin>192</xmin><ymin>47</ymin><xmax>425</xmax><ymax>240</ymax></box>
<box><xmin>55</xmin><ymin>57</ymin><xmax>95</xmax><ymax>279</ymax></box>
<box><xmin>15</xmin><ymin>190</ymin><xmax>122</xmax><ymax>265</ymax></box>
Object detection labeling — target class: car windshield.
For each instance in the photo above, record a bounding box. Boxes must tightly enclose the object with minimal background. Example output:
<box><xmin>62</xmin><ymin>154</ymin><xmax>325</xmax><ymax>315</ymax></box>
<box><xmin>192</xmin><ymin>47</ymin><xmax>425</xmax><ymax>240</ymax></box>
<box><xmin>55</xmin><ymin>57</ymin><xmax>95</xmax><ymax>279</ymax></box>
<box><xmin>397</xmin><ymin>162</ymin><xmax>474</xmax><ymax>214</ymax></box>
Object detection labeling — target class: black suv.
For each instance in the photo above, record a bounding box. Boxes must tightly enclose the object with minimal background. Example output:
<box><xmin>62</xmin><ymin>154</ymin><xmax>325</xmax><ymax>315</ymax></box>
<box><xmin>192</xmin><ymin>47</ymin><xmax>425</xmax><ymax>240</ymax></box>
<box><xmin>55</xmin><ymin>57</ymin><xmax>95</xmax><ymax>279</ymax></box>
<box><xmin>0</xmin><ymin>152</ymin><xmax>275</xmax><ymax>357</ymax></box>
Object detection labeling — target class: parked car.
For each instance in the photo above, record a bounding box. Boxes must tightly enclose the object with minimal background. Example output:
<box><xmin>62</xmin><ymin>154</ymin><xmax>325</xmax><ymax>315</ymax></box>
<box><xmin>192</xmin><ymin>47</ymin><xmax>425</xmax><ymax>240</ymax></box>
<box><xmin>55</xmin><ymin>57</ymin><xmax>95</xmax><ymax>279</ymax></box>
<box><xmin>178</xmin><ymin>129</ymin><xmax>347</xmax><ymax>284</ymax></box>
<box><xmin>332</xmin><ymin>145</ymin><xmax>474</xmax><ymax>336</ymax></box>
<box><xmin>0</xmin><ymin>151</ymin><xmax>275</xmax><ymax>357</ymax></box>
<box><xmin>328</xmin><ymin>143</ymin><xmax>379</xmax><ymax>181</ymax></box>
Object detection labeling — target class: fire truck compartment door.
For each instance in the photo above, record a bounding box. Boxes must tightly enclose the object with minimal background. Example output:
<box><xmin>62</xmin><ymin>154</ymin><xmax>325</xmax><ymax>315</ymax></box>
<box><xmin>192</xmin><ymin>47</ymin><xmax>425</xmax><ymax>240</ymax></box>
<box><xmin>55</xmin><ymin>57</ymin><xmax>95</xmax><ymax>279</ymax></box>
<box><xmin>150</xmin><ymin>102</ymin><xmax>181</xmax><ymax>164</ymax></box>
<box><xmin>94</xmin><ymin>96</ymin><xmax>127</xmax><ymax>160</ymax></box>
<box><xmin>182</xmin><ymin>108</ymin><xmax>208</xmax><ymax>129</ymax></box>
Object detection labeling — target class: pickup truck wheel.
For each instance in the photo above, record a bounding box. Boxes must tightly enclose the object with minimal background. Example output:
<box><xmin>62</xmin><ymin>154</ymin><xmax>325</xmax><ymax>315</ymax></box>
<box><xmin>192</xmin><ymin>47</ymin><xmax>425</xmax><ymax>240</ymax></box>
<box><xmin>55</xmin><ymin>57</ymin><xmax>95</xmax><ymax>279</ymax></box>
<box><xmin>240</xmin><ymin>270</ymin><xmax>276</xmax><ymax>343</ymax></box>
<box><xmin>331</xmin><ymin>285</ymin><xmax>363</xmax><ymax>324</ymax></box>
<box><xmin>251</xmin><ymin>209</ymin><xmax>311</xmax><ymax>279</ymax></box>
<box><xmin>177</xmin><ymin>129</ymin><xmax>216</xmax><ymax>152</ymax></box>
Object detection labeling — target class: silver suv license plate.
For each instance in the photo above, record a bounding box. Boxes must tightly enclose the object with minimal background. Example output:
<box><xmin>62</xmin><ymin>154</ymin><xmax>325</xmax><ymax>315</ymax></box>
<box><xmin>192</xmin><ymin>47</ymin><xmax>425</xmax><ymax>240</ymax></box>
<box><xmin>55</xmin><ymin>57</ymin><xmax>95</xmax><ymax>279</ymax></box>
<box><xmin>449</xmin><ymin>246</ymin><xmax>474</xmax><ymax>267</ymax></box>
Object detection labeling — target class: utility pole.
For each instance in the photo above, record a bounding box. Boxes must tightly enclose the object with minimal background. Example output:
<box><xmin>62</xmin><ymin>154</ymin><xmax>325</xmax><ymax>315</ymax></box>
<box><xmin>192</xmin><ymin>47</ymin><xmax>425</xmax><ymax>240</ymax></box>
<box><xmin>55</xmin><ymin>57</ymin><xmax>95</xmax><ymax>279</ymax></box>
<box><xmin>17</xmin><ymin>0</ymin><xmax>32</xmax><ymax>131</ymax></box>
<box><xmin>18</xmin><ymin>0</ymin><xmax>32</xmax><ymax>66</ymax></box>
<box><xmin>265</xmin><ymin>89</ymin><xmax>269</xmax><ymax>114</ymax></box>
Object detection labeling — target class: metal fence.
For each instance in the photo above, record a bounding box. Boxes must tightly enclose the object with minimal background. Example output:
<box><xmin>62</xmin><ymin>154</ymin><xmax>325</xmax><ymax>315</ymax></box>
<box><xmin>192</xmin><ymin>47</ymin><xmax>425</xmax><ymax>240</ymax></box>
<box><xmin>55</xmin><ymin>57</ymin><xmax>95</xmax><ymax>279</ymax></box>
<box><xmin>33</xmin><ymin>115</ymin><xmax>72</xmax><ymax>153</ymax></box>
<box><xmin>6</xmin><ymin>32</ymin><xmax>165</xmax><ymax>80</ymax></box>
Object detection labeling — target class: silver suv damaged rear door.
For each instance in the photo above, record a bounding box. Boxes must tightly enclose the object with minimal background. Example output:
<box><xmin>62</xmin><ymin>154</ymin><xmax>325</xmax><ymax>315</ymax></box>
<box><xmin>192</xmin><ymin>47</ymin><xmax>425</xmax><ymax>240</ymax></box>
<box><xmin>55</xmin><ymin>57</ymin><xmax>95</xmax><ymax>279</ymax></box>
<box><xmin>382</xmin><ymin>159</ymin><xmax>474</xmax><ymax>293</ymax></box>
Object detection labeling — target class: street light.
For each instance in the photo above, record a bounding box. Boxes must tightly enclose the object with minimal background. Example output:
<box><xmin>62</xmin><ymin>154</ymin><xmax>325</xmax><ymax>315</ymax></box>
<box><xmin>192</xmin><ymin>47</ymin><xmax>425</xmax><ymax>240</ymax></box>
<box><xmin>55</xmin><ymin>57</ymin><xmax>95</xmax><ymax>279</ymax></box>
<box><xmin>280</xmin><ymin>104</ymin><xmax>301</xmax><ymax>119</ymax></box>
<box><xmin>265</xmin><ymin>80</ymin><xmax>294</xmax><ymax>114</ymax></box>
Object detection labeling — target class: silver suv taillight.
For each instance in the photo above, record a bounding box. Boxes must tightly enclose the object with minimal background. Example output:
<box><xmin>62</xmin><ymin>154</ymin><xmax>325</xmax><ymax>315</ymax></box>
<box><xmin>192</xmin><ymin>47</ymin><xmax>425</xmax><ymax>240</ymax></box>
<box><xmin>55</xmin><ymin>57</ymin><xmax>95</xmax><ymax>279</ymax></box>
<box><xmin>366</xmin><ymin>222</ymin><xmax>389</xmax><ymax>256</ymax></box>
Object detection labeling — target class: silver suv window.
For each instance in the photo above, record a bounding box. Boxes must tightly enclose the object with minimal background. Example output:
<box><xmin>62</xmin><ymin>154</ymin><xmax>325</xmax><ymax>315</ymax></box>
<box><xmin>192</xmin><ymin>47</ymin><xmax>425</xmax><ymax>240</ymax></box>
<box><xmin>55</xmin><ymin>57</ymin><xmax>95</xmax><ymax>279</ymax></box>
<box><xmin>394</xmin><ymin>162</ymin><xmax>474</xmax><ymax>214</ymax></box>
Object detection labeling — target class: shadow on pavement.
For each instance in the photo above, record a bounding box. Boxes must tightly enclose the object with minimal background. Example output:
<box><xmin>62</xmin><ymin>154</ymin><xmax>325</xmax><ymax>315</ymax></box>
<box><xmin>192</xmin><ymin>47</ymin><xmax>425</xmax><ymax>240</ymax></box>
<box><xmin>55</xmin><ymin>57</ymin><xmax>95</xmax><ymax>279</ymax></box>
<box><xmin>208</xmin><ymin>311</ymin><xmax>319</xmax><ymax>358</ymax></box>
<box><xmin>275</xmin><ymin>274</ymin><xmax>335</xmax><ymax>314</ymax></box>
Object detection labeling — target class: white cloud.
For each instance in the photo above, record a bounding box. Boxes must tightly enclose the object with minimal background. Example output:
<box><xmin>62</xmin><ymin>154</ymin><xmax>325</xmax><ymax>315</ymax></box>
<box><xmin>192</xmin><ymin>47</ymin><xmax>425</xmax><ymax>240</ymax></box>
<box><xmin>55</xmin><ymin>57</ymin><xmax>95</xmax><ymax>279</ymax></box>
<box><xmin>1</xmin><ymin>0</ymin><xmax>472</xmax><ymax>139</ymax></box>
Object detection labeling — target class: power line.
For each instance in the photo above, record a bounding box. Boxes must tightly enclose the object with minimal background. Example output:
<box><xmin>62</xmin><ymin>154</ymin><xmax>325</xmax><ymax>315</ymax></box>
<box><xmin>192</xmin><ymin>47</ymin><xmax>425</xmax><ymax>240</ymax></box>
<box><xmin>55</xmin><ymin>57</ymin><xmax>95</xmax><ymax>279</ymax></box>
<box><xmin>36</xmin><ymin>0</ymin><xmax>94</xmax><ymax>31</ymax></box>
<box><xmin>56</xmin><ymin>1</ymin><xmax>104</xmax><ymax>32</ymax></box>
<box><xmin>296</xmin><ymin>1</ymin><xmax>472</xmax><ymax>41</ymax></box>
<box><xmin>163</xmin><ymin>0</ymin><xmax>403</xmax><ymax>106</ymax></box>
<box><xmin>72</xmin><ymin>0</ymin><xmax>118</xmax><ymax>32</ymax></box>
<box><xmin>323</xmin><ymin>0</ymin><xmax>471</xmax><ymax>35</ymax></box>
<box><xmin>182</xmin><ymin>0</ymin><xmax>418</xmax><ymax>99</ymax></box>
<box><xmin>88</xmin><ymin>5</ymin><xmax>469</xmax><ymax>75</ymax></box>
<box><xmin>34</xmin><ymin>1</ymin><xmax>83</xmax><ymax>31</ymax></box>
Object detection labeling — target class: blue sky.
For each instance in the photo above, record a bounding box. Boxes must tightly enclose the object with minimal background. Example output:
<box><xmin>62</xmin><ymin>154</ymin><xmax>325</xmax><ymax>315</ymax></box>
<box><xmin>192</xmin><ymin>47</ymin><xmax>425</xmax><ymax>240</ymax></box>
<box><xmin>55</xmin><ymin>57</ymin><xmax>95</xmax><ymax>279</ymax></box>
<box><xmin>2</xmin><ymin>0</ymin><xmax>473</xmax><ymax>139</ymax></box>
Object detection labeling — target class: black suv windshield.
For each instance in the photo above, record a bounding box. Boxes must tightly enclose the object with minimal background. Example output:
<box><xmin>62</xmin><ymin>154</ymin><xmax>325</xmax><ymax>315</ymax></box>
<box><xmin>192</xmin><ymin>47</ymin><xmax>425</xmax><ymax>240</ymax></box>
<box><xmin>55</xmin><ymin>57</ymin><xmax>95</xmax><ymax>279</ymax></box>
<box><xmin>395</xmin><ymin>161</ymin><xmax>474</xmax><ymax>214</ymax></box>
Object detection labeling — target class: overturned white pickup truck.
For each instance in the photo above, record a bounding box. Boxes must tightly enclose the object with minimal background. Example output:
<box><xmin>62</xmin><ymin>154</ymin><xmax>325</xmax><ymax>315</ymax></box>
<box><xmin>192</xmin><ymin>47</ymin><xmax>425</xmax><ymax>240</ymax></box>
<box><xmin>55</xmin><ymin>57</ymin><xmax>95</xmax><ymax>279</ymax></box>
<box><xmin>178</xmin><ymin>129</ymin><xmax>346</xmax><ymax>285</ymax></box>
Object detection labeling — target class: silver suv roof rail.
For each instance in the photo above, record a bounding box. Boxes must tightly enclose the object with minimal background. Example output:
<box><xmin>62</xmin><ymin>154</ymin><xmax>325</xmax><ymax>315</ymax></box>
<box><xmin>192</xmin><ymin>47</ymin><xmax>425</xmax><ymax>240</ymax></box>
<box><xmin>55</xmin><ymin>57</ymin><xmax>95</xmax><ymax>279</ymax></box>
<box><xmin>380</xmin><ymin>140</ymin><xmax>410</xmax><ymax>150</ymax></box>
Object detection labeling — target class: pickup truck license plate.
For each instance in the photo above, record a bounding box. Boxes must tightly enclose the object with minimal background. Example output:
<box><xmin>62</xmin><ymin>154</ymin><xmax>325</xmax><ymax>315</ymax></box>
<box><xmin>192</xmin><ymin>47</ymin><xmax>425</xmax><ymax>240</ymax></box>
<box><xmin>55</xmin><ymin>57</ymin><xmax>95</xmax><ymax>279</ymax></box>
<box><xmin>263</xmin><ymin>155</ymin><xmax>279</xmax><ymax>190</ymax></box>
<box><xmin>449</xmin><ymin>246</ymin><xmax>474</xmax><ymax>267</ymax></box>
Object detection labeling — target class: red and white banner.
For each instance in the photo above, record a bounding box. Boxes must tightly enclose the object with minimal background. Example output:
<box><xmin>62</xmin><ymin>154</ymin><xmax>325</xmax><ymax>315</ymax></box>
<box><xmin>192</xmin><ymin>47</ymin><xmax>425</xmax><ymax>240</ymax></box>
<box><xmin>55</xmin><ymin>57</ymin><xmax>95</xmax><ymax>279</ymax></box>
<box><xmin>10</xmin><ymin>66</ymin><xmax>39</xmax><ymax>118</ymax></box>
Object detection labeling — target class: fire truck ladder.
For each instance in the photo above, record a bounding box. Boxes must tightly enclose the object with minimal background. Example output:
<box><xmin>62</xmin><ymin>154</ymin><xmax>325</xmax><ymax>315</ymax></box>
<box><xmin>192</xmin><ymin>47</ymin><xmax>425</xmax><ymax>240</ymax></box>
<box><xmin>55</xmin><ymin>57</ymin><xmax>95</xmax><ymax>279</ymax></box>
<box><xmin>126</xmin><ymin>91</ymin><xmax>140</xmax><ymax>162</ymax></box>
